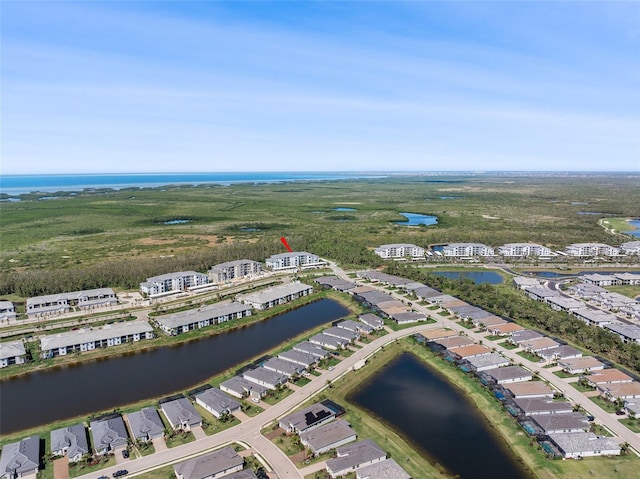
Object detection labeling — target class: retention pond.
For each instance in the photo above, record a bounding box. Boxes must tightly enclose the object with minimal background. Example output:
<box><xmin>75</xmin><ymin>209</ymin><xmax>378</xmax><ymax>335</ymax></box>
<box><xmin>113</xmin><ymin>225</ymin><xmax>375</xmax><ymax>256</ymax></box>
<box><xmin>350</xmin><ymin>353</ymin><xmax>531</xmax><ymax>479</ymax></box>
<box><xmin>0</xmin><ymin>299</ymin><xmax>349</xmax><ymax>434</ymax></box>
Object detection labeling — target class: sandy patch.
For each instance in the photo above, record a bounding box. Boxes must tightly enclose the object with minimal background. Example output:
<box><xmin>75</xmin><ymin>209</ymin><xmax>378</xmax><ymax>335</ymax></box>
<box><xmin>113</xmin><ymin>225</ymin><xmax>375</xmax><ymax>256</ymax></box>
<box><xmin>333</xmin><ymin>202</ymin><xmax>361</xmax><ymax>204</ymax></box>
<box><xmin>482</xmin><ymin>214</ymin><xmax>500</xmax><ymax>220</ymax></box>
<box><xmin>138</xmin><ymin>237</ymin><xmax>179</xmax><ymax>246</ymax></box>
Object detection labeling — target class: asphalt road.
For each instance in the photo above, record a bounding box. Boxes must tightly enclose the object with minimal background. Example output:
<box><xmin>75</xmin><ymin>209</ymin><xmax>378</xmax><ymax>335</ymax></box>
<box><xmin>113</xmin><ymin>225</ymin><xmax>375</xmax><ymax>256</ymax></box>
<box><xmin>75</xmin><ymin>263</ymin><xmax>640</xmax><ymax>479</ymax></box>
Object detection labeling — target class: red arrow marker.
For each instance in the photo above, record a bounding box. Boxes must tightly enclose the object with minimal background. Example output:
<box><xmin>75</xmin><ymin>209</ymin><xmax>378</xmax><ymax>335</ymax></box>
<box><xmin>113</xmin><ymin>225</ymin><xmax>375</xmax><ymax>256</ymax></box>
<box><xmin>280</xmin><ymin>237</ymin><xmax>293</xmax><ymax>253</ymax></box>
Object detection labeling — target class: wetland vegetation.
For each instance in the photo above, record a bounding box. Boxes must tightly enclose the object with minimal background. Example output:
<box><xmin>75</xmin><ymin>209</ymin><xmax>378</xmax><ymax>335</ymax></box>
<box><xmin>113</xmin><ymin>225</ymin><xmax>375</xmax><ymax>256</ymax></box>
<box><xmin>2</xmin><ymin>174</ymin><xmax>639</xmax><ymax>299</ymax></box>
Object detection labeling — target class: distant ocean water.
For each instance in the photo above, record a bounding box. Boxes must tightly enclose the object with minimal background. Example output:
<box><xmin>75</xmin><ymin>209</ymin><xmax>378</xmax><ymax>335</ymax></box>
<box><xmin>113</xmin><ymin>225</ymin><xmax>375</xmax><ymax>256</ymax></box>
<box><xmin>0</xmin><ymin>172</ymin><xmax>383</xmax><ymax>195</ymax></box>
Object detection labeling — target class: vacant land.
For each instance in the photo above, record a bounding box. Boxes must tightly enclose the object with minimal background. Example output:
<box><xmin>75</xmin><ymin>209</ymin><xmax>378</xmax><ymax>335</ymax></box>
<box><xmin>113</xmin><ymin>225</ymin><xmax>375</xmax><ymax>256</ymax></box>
<box><xmin>2</xmin><ymin>174</ymin><xmax>639</xmax><ymax>298</ymax></box>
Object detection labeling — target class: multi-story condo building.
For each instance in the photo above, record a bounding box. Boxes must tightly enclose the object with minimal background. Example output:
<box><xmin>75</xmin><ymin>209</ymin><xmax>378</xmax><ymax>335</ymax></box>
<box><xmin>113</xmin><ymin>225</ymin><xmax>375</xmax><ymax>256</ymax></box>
<box><xmin>374</xmin><ymin>244</ymin><xmax>425</xmax><ymax>259</ymax></box>
<box><xmin>442</xmin><ymin>243</ymin><xmax>495</xmax><ymax>257</ymax></box>
<box><xmin>26</xmin><ymin>288</ymin><xmax>117</xmax><ymax>318</ymax></box>
<box><xmin>40</xmin><ymin>321</ymin><xmax>154</xmax><ymax>358</ymax></box>
<box><xmin>0</xmin><ymin>301</ymin><xmax>17</xmax><ymax>321</ymax></box>
<box><xmin>498</xmin><ymin>243</ymin><xmax>553</xmax><ymax>257</ymax></box>
<box><xmin>564</xmin><ymin>243</ymin><xmax>619</xmax><ymax>257</ymax></box>
<box><xmin>209</xmin><ymin>259</ymin><xmax>262</xmax><ymax>283</ymax></box>
<box><xmin>265</xmin><ymin>252</ymin><xmax>324</xmax><ymax>270</ymax></box>
<box><xmin>620</xmin><ymin>241</ymin><xmax>640</xmax><ymax>255</ymax></box>
<box><xmin>140</xmin><ymin>271</ymin><xmax>209</xmax><ymax>296</ymax></box>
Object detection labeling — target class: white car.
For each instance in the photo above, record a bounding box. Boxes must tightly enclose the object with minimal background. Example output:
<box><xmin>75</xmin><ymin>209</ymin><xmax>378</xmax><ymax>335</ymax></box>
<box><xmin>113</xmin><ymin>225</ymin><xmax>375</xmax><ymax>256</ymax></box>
<box><xmin>251</xmin><ymin>397</ymin><xmax>260</xmax><ymax>404</ymax></box>
<box><xmin>328</xmin><ymin>366</ymin><xmax>335</xmax><ymax>371</ymax></box>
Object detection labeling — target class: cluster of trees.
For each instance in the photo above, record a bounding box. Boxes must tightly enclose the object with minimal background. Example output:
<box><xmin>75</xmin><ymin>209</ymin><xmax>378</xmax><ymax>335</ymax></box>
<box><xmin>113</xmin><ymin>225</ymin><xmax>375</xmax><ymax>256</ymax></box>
<box><xmin>0</xmin><ymin>230</ymin><xmax>383</xmax><ymax>298</ymax></box>
<box><xmin>388</xmin><ymin>263</ymin><xmax>640</xmax><ymax>374</ymax></box>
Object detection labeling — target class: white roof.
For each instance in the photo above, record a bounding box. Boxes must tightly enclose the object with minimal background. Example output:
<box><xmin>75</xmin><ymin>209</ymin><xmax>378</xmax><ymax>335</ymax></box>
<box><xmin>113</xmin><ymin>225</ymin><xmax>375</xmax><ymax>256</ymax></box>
<box><xmin>237</xmin><ymin>282</ymin><xmax>312</xmax><ymax>305</ymax></box>
<box><xmin>0</xmin><ymin>340</ymin><xmax>26</xmax><ymax>360</ymax></box>
<box><xmin>41</xmin><ymin>320</ymin><xmax>153</xmax><ymax>350</ymax></box>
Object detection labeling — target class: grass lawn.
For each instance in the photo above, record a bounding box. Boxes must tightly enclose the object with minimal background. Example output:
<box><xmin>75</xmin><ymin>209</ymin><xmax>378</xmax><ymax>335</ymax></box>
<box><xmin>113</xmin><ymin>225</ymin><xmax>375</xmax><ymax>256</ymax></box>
<box><xmin>485</xmin><ymin>335</ymin><xmax>503</xmax><ymax>341</ymax></box>
<box><xmin>272</xmin><ymin>432</ymin><xmax>305</xmax><ymax>457</ymax></box>
<box><xmin>458</xmin><ymin>320</ymin><xmax>475</xmax><ymax>329</ymax></box>
<box><xmin>309</xmin><ymin>370</ymin><xmax>322</xmax><ymax>377</ymax></box>
<box><xmin>517</xmin><ymin>350</ymin><xmax>542</xmax><ymax>363</ymax></box>
<box><xmin>590</xmin><ymin>423</ymin><xmax>612</xmax><ymax>437</ymax></box>
<box><xmin>165</xmin><ymin>431</ymin><xmax>195</xmax><ymax>448</ymax></box>
<box><xmin>499</xmin><ymin>341</ymin><xmax>518</xmax><ymax>350</ymax></box>
<box><xmin>135</xmin><ymin>442</ymin><xmax>155</xmax><ymax>457</ymax></box>
<box><xmin>604</xmin><ymin>285</ymin><xmax>640</xmax><ymax>299</ymax></box>
<box><xmin>339</xmin><ymin>348</ymin><xmax>355</xmax><ymax>357</ymax></box>
<box><xmin>553</xmin><ymin>370</ymin><xmax>579</xmax><ymax>379</ymax></box>
<box><xmin>589</xmin><ymin>396</ymin><xmax>618</xmax><ymax>414</ymax></box>
<box><xmin>239</xmin><ymin>403</ymin><xmax>264</xmax><ymax>417</ymax></box>
<box><xmin>136</xmin><ymin>465</ymin><xmax>175</xmax><ymax>479</ymax></box>
<box><xmin>193</xmin><ymin>403</ymin><xmax>240</xmax><ymax>435</ymax></box>
<box><xmin>68</xmin><ymin>455</ymin><xmax>116</xmax><ymax>478</ymax></box>
<box><xmin>263</xmin><ymin>387</ymin><xmax>294</xmax><ymax>405</ymax></box>
<box><xmin>619</xmin><ymin>417</ymin><xmax>640</xmax><ymax>433</ymax></box>
<box><xmin>570</xmin><ymin>382</ymin><xmax>596</xmax><ymax>393</ymax></box>
<box><xmin>438</xmin><ymin>310</ymin><xmax>450</xmax><ymax>317</ymax></box>
<box><xmin>293</xmin><ymin>376</ymin><xmax>311</xmax><ymax>387</ymax></box>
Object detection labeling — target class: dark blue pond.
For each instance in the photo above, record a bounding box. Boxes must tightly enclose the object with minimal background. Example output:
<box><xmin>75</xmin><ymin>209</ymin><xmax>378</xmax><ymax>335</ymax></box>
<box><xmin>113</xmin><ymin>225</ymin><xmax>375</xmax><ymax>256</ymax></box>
<box><xmin>628</xmin><ymin>220</ymin><xmax>640</xmax><ymax>237</ymax></box>
<box><xmin>432</xmin><ymin>270</ymin><xmax>504</xmax><ymax>284</ymax></box>
<box><xmin>395</xmin><ymin>212</ymin><xmax>438</xmax><ymax>226</ymax></box>
<box><xmin>333</xmin><ymin>207</ymin><xmax>356</xmax><ymax>212</ymax></box>
<box><xmin>350</xmin><ymin>353</ymin><xmax>530</xmax><ymax>479</ymax></box>
<box><xmin>0</xmin><ymin>299</ymin><xmax>349</xmax><ymax>434</ymax></box>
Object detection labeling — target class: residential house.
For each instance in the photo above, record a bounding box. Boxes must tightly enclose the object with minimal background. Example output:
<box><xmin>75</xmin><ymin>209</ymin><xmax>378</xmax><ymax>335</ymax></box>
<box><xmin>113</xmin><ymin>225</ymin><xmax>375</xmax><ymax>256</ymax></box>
<box><xmin>449</xmin><ymin>344</ymin><xmax>492</xmax><ymax>358</ymax></box>
<box><xmin>486</xmin><ymin>366</ymin><xmax>533</xmax><ymax>384</ymax></box>
<box><xmin>161</xmin><ymin>397</ymin><xmax>203</xmax><ymax>431</ymax></box>
<box><xmin>293</xmin><ymin>341</ymin><xmax>331</xmax><ymax>359</ymax></box>
<box><xmin>337</xmin><ymin>320</ymin><xmax>373</xmax><ymax>335</ymax></box>
<box><xmin>219</xmin><ymin>376</ymin><xmax>268</xmax><ymax>399</ymax></box>
<box><xmin>279</xmin><ymin>403</ymin><xmax>336</xmax><ymax>434</ymax></box>
<box><xmin>513</xmin><ymin>277</ymin><xmax>542</xmax><ymax>290</ymax></box>
<box><xmin>173</xmin><ymin>446</ymin><xmax>244</xmax><ymax>479</ymax></box>
<box><xmin>582</xmin><ymin>274</ymin><xmax>619</xmax><ymax>287</ymax></box>
<box><xmin>300</xmin><ymin>419</ymin><xmax>357</xmax><ymax>456</ymax></box>
<box><xmin>194</xmin><ymin>388</ymin><xmax>241</xmax><ymax>419</ymax></box>
<box><xmin>325</xmin><ymin>439</ymin><xmax>387</xmax><ymax>478</ymax></box>
<box><xmin>432</xmin><ymin>336</ymin><xmax>475</xmax><ymax>350</ymax></box>
<box><xmin>90</xmin><ymin>416</ymin><xmax>128</xmax><ymax>455</ymax></box>
<box><xmin>597</xmin><ymin>382</ymin><xmax>640</xmax><ymax>402</ymax></box>
<box><xmin>558</xmin><ymin>357</ymin><xmax>605</xmax><ymax>375</ymax></box>
<box><xmin>513</xmin><ymin>397</ymin><xmax>573</xmax><ymax>416</ymax></box>
<box><xmin>0</xmin><ymin>436</ymin><xmax>40</xmax><ymax>479</ymax></box>
<box><xmin>549</xmin><ymin>432</ymin><xmax>620</xmax><ymax>458</ymax></box>
<box><xmin>357</xmin><ymin>314</ymin><xmax>384</xmax><ymax>331</ymax></box>
<box><xmin>278</xmin><ymin>349</ymin><xmax>318</xmax><ymax>368</ymax></box>
<box><xmin>487</xmin><ymin>323</ymin><xmax>525</xmax><ymax>336</ymax></box>
<box><xmin>355</xmin><ymin>459</ymin><xmax>410</xmax><ymax>479</ymax></box>
<box><xmin>309</xmin><ymin>333</ymin><xmax>348</xmax><ymax>351</ymax></box>
<box><xmin>262</xmin><ymin>357</ymin><xmax>305</xmax><ymax>378</ymax></box>
<box><xmin>538</xmin><ymin>345</ymin><xmax>582</xmax><ymax>362</ymax></box>
<box><xmin>125</xmin><ymin>407</ymin><xmax>165</xmax><ymax>442</ymax></box>
<box><xmin>506</xmin><ymin>382</ymin><xmax>554</xmax><ymax>399</ymax></box>
<box><xmin>323</xmin><ymin>326</ymin><xmax>359</xmax><ymax>343</ymax></box>
<box><xmin>519</xmin><ymin>337</ymin><xmax>560</xmax><ymax>354</ymax></box>
<box><xmin>314</xmin><ymin>276</ymin><xmax>357</xmax><ymax>292</ymax></box>
<box><xmin>466</xmin><ymin>352</ymin><xmax>511</xmax><ymax>371</ymax></box>
<box><xmin>51</xmin><ymin>425</ymin><xmax>89</xmax><ymax>462</ymax></box>
<box><xmin>584</xmin><ymin>369</ymin><xmax>633</xmax><ymax>387</ymax></box>
<box><xmin>531</xmin><ymin>413</ymin><xmax>590</xmax><ymax>434</ymax></box>
<box><xmin>510</xmin><ymin>330</ymin><xmax>544</xmax><ymax>345</ymax></box>
<box><xmin>242</xmin><ymin>368</ymin><xmax>287</xmax><ymax>390</ymax></box>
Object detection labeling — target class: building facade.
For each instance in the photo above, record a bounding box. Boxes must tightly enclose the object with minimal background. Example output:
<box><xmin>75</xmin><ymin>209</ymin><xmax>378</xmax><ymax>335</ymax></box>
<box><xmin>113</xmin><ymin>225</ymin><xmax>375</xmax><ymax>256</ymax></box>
<box><xmin>442</xmin><ymin>243</ymin><xmax>495</xmax><ymax>257</ymax></box>
<box><xmin>498</xmin><ymin>243</ymin><xmax>553</xmax><ymax>257</ymax></box>
<box><xmin>264</xmin><ymin>252</ymin><xmax>324</xmax><ymax>270</ymax></box>
<box><xmin>374</xmin><ymin>244</ymin><xmax>424</xmax><ymax>259</ymax></box>
<box><xmin>140</xmin><ymin>271</ymin><xmax>209</xmax><ymax>296</ymax></box>
<box><xmin>209</xmin><ymin>260</ymin><xmax>262</xmax><ymax>283</ymax></box>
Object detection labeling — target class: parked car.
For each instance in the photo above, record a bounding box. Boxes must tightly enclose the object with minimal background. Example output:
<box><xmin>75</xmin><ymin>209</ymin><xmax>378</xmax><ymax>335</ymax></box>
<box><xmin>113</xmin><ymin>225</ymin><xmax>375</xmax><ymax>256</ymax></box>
<box><xmin>113</xmin><ymin>470</ymin><xmax>128</xmax><ymax>478</ymax></box>
<box><xmin>251</xmin><ymin>397</ymin><xmax>260</xmax><ymax>404</ymax></box>
<box><xmin>122</xmin><ymin>449</ymin><xmax>129</xmax><ymax>459</ymax></box>
<box><xmin>616</xmin><ymin>410</ymin><xmax>626</xmax><ymax>416</ymax></box>
<box><xmin>328</xmin><ymin>366</ymin><xmax>334</xmax><ymax>371</ymax></box>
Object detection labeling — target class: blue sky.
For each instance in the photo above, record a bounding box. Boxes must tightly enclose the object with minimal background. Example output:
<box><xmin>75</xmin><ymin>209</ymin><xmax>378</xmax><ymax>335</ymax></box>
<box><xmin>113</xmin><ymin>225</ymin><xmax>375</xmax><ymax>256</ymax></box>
<box><xmin>2</xmin><ymin>1</ymin><xmax>639</xmax><ymax>174</ymax></box>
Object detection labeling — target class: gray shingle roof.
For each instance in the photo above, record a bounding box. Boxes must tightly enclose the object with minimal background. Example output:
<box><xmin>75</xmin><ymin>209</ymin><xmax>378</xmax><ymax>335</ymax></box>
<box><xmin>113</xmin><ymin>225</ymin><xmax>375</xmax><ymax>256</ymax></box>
<box><xmin>299</xmin><ymin>419</ymin><xmax>355</xmax><ymax>453</ymax></box>
<box><xmin>51</xmin><ymin>424</ymin><xmax>88</xmax><ymax>458</ymax></box>
<box><xmin>326</xmin><ymin>439</ymin><xmax>386</xmax><ymax>475</ymax></box>
<box><xmin>90</xmin><ymin>416</ymin><xmax>128</xmax><ymax>452</ymax></box>
<box><xmin>174</xmin><ymin>446</ymin><xmax>243</xmax><ymax>479</ymax></box>
<box><xmin>0</xmin><ymin>435</ymin><xmax>40</xmax><ymax>476</ymax></box>
<box><xmin>194</xmin><ymin>388</ymin><xmax>241</xmax><ymax>416</ymax></box>
<box><xmin>279</xmin><ymin>403</ymin><xmax>335</xmax><ymax>433</ymax></box>
<box><xmin>161</xmin><ymin>398</ymin><xmax>202</xmax><ymax>429</ymax></box>
<box><xmin>356</xmin><ymin>458</ymin><xmax>410</xmax><ymax>479</ymax></box>
<box><xmin>156</xmin><ymin>302</ymin><xmax>251</xmax><ymax>330</ymax></box>
<box><xmin>41</xmin><ymin>320</ymin><xmax>153</xmax><ymax>351</ymax></box>
<box><xmin>125</xmin><ymin>407</ymin><xmax>165</xmax><ymax>440</ymax></box>
<box><xmin>0</xmin><ymin>340</ymin><xmax>26</xmax><ymax>361</ymax></box>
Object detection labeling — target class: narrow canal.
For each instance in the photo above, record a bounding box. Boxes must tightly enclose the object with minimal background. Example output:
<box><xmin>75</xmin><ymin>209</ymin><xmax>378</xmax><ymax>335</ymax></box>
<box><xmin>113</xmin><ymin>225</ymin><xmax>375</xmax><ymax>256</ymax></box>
<box><xmin>0</xmin><ymin>299</ymin><xmax>349</xmax><ymax>434</ymax></box>
<box><xmin>350</xmin><ymin>353</ymin><xmax>531</xmax><ymax>479</ymax></box>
